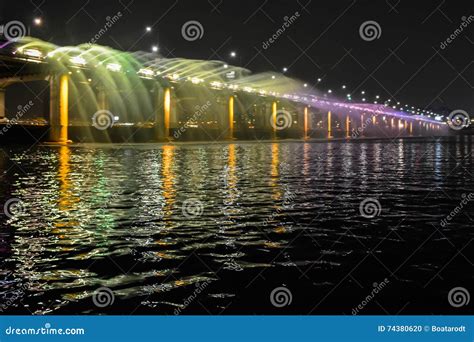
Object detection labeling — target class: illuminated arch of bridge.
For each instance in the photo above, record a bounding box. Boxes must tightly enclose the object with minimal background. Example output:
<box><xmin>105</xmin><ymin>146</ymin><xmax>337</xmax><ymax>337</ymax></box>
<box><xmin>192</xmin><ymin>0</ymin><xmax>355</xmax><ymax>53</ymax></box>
<box><xmin>0</xmin><ymin>37</ymin><xmax>447</xmax><ymax>143</ymax></box>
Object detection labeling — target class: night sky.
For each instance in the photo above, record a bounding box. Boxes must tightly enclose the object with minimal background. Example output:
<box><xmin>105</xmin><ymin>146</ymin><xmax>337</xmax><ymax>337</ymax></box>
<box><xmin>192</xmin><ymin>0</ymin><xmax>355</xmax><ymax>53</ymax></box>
<box><xmin>1</xmin><ymin>0</ymin><xmax>473</xmax><ymax>114</ymax></box>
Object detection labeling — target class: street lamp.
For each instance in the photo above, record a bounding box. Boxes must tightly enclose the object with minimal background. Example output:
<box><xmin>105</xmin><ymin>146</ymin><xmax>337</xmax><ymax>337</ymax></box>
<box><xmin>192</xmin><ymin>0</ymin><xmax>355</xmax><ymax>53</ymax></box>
<box><xmin>34</xmin><ymin>18</ymin><xmax>42</xmax><ymax>26</ymax></box>
<box><xmin>152</xmin><ymin>46</ymin><xmax>158</xmax><ymax>52</ymax></box>
<box><xmin>146</xmin><ymin>26</ymin><xmax>152</xmax><ymax>32</ymax></box>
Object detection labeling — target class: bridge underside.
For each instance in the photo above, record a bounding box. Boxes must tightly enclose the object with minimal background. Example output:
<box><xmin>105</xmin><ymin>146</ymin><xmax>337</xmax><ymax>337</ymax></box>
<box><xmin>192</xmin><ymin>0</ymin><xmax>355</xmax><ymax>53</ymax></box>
<box><xmin>0</xmin><ymin>52</ymin><xmax>448</xmax><ymax>143</ymax></box>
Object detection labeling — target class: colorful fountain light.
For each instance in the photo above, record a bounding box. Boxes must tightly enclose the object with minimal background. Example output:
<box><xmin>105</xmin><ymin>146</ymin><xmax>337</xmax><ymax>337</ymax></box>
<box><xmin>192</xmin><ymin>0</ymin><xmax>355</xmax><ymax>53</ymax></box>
<box><xmin>8</xmin><ymin>37</ymin><xmax>446</xmax><ymax>126</ymax></box>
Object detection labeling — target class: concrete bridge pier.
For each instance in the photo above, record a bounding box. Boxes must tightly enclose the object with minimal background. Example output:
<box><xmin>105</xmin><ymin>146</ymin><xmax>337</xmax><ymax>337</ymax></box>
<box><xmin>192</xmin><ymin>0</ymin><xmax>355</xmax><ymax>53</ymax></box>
<box><xmin>293</xmin><ymin>105</ymin><xmax>305</xmax><ymax>139</ymax></box>
<box><xmin>345</xmin><ymin>114</ymin><xmax>351</xmax><ymax>138</ymax></box>
<box><xmin>0</xmin><ymin>88</ymin><xmax>5</xmax><ymax>122</ymax></box>
<box><xmin>303</xmin><ymin>107</ymin><xmax>310</xmax><ymax>139</ymax></box>
<box><xmin>49</xmin><ymin>74</ymin><xmax>70</xmax><ymax>143</ymax></box>
<box><xmin>327</xmin><ymin>111</ymin><xmax>332</xmax><ymax>138</ymax></box>
<box><xmin>254</xmin><ymin>101</ymin><xmax>275</xmax><ymax>139</ymax></box>
<box><xmin>156</xmin><ymin>87</ymin><xmax>171</xmax><ymax>141</ymax></box>
<box><xmin>271</xmin><ymin>101</ymin><xmax>277</xmax><ymax>139</ymax></box>
<box><xmin>228</xmin><ymin>95</ymin><xmax>234</xmax><ymax>140</ymax></box>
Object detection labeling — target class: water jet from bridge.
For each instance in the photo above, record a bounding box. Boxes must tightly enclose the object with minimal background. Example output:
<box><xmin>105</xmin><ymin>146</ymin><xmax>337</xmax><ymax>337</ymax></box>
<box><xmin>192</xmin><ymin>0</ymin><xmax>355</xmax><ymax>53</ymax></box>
<box><xmin>0</xmin><ymin>37</ymin><xmax>448</xmax><ymax>143</ymax></box>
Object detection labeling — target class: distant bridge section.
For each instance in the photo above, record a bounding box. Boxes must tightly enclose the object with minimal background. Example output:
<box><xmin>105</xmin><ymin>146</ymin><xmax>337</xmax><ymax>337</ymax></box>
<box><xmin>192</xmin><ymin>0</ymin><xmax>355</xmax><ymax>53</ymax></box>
<box><xmin>0</xmin><ymin>37</ymin><xmax>449</xmax><ymax>143</ymax></box>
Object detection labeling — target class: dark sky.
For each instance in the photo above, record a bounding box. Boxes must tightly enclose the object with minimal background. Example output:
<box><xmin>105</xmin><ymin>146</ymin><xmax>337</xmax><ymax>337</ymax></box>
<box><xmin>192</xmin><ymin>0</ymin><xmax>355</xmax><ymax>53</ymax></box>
<box><xmin>1</xmin><ymin>0</ymin><xmax>473</xmax><ymax>114</ymax></box>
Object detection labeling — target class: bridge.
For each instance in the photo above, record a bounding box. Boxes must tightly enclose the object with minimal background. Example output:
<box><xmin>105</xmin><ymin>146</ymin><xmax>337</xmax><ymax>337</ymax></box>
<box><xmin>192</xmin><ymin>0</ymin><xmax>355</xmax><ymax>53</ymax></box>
<box><xmin>0</xmin><ymin>37</ymin><xmax>447</xmax><ymax>143</ymax></box>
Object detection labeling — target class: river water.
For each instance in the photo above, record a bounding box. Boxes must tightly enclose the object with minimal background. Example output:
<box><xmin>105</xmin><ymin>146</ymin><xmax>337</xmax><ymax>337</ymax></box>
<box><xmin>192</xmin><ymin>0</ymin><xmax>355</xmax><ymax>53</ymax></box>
<box><xmin>0</xmin><ymin>137</ymin><xmax>473</xmax><ymax>314</ymax></box>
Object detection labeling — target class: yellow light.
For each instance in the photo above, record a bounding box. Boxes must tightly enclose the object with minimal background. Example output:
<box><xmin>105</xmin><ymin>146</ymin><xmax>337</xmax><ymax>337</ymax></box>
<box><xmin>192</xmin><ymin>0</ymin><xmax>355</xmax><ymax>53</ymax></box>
<box><xmin>304</xmin><ymin>107</ymin><xmax>309</xmax><ymax>139</ymax></box>
<box><xmin>164</xmin><ymin>88</ymin><xmax>171</xmax><ymax>138</ymax></box>
<box><xmin>59</xmin><ymin>74</ymin><xmax>69</xmax><ymax>142</ymax></box>
<box><xmin>272</xmin><ymin>102</ymin><xmax>277</xmax><ymax>133</ymax></box>
<box><xmin>327</xmin><ymin>111</ymin><xmax>332</xmax><ymax>138</ymax></box>
<box><xmin>346</xmin><ymin>115</ymin><xmax>350</xmax><ymax>138</ymax></box>
<box><xmin>228</xmin><ymin>96</ymin><xmax>234</xmax><ymax>139</ymax></box>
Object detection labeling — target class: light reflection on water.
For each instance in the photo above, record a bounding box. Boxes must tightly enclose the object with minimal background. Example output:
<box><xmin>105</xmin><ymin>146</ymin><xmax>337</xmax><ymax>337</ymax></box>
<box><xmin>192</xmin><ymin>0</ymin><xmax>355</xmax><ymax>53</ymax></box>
<box><xmin>0</xmin><ymin>137</ymin><xmax>473</xmax><ymax>314</ymax></box>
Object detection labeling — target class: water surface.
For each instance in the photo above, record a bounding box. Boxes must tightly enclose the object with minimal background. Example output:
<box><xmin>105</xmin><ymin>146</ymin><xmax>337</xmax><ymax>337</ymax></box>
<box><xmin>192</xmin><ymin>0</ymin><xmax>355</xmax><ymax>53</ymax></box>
<box><xmin>0</xmin><ymin>137</ymin><xmax>473</xmax><ymax>314</ymax></box>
